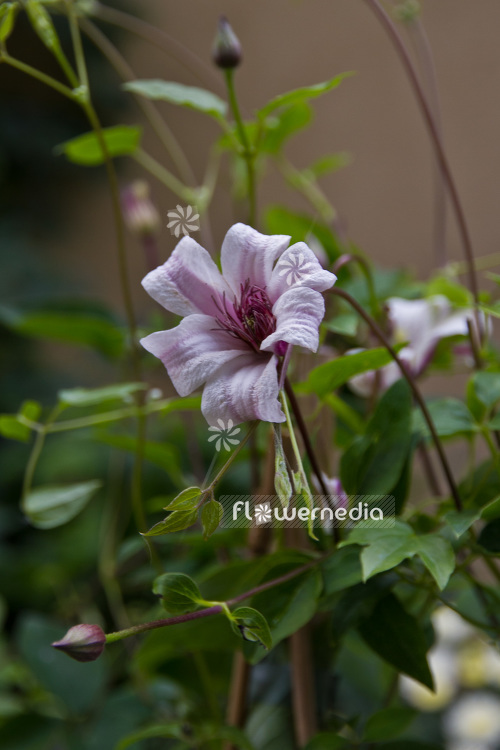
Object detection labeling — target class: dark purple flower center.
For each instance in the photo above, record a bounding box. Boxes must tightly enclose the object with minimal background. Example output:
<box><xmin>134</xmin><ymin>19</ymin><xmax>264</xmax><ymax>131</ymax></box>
<box><xmin>214</xmin><ymin>280</ymin><xmax>277</xmax><ymax>352</ymax></box>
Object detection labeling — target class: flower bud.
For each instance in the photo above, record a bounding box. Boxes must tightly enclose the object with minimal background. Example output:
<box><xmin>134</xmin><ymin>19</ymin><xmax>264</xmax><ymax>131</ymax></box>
<box><xmin>52</xmin><ymin>624</ymin><xmax>106</xmax><ymax>663</ymax></box>
<box><xmin>121</xmin><ymin>181</ymin><xmax>160</xmax><ymax>236</ymax></box>
<box><xmin>212</xmin><ymin>17</ymin><xmax>242</xmax><ymax>69</ymax></box>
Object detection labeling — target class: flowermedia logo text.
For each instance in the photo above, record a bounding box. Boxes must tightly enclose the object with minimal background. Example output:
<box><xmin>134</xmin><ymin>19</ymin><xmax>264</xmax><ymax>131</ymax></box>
<box><xmin>219</xmin><ymin>495</ymin><xmax>396</xmax><ymax>530</ymax></box>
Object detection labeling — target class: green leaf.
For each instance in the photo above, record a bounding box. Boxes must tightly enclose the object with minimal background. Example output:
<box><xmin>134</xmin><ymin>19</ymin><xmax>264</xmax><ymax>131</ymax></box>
<box><xmin>19</xmin><ymin>400</ymin><xmax>42</xmax><ymax>422</ymax></box>
<box><xmin>445</xmin><ymin>508</ymin><xmax>481</xmax><ymax>537</ymax></box>
<box><xmin>230</xmin><ymin>607</ymin><xmax>272</xmax><ymax>650</ymax></box>
<box><xmin>319</xmin><ymin>547</ymin><xmax>363</xmax><ymax>599</ymax></box>
<box><xmin>265</xmin><ymin>205</ymin><xmax>344</xmax><ymax>263</ymax></box>
<box><xmin>57</xmin><ymin>125</ymin><xmax>142</xmax><ymax>166</ymax></box>
<box><xmin>0</xmin><ymin>2</ymin><xmax>19</xmax><ymax>43</ymax></box>
<box><xmin>341</xmin><ymin>380</ymin><xmax>413</xmax><ymax>494</ymax></box>
<box><xmin>413</xmin><ymin>398</ymin><xmax>479</xmax><ymax>439</ymax></box>
<box><xmin>58</xmin><ymin>382</ymin><xmax>145</xmax><ymax>408</ymax></box>
<box><xmin>341</xmin><ymin>522</ymin><xmax>455</xmax><ymax>590</ymax></box>
<box><xmin>142</xmin><ymin>510</ymin><xmax>198</xmax><ymax>536</ymax></box>
<box><xmin>363</xmin><ymin>707</ymin><xmax>417</xmax><ymax>742</ymax></box>
<box><xmin>25</xmin><ymin>0</ymin><xmax>62</xmax><ymax>54</ymax></box>
<box><xmin>307</xmin><ymin>152</ymin><xmax>351</xmax><ymax>179</ymax></box>
<box><xmin>481</xmin><ymin>495</ymin><xmax>500</xmax><ymax>521</ymax></box>
<box><xmin>260</xmin><ymin>102</ymin><xmax>312</xmax><ymax>153</ymax></box>
<box><xmin>472</xmin><ymin>371</ymin><xmax>500</xmax><ymax>412</ymax></box>
<box><xmin>1</xmin><ymin>307</ymin><xmax>126</xmax><ymax>357</ymax></box>
<box><xmin>123</xmin><ymin>80</ymin><xmax>227</xmax><ymax>120</ymax></box>
<box><xmin>426</xmin><ymin>275</ymin><xmax>472</xmax><ymax>307</ymax></box>
<box><xmin>300</xmin><ymin>347</ymin><xmax>397</xmax><ymax>397</ymax></box>
<box><xmin>341</xmin><ymin>521</ymin><xmax>415</xmax><ymax>580</ymax></box>
<box><xmin>201</xmin><ymin>499</ymin><xmax>223</xmax><ymax>539</ymax></box>
<box><xmin>258</xmin><ymin>72</ymin><xmax>353</xmax><ymax>117</ymax></box>
<box><xmin>414</xmin><ymin>534</ymin><xmax>455</xmax><ymax>590</ymax></box>
<box><xmin>248</xmin><ymin>568</ymin><xmax>322</xmax><ymax>660</ymax></box>
<box><xmin>0</xmin><ymin>415</ymin><xmax>31</xmax><ymax>442</ymax></box>
<box><xmin>477</xmin><ymin>519</ymin><xmax>500</xmax><ymax>554</ymax></box>
<box><xmin>358</xmin><ymin>593</ymin><xmax>433</xmax><ymax>689</ymax></box>
<box><xmin>153</xmin><ymin>573</ymin><xmax>204</xmax><ymax>614</ymax></box>
<box><xmin>164</xmin><ymin>486</ymin><xmax>202</xmax><ymax>511</ymax></box>
<box><xmin>22</xmin><ymin>479</ymin><xmax>102</xmax><ymax>529</ymax></box>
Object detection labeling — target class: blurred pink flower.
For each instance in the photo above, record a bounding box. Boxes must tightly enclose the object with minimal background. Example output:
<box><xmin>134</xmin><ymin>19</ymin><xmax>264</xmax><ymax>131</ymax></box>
<box><xmin>140</xmin><ymin>223</ymin><xmax>336</xmax><ymax>425</ymax></box>
<box><xmin>349</xmin><ymin>295</ymin><xmax>475</xmax><ymax>397</ymax></box>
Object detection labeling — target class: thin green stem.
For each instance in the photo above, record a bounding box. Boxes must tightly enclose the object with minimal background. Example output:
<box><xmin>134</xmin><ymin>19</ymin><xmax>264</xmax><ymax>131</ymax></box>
<box><xmin>133</xmin><ymin>148</ymin><xmax>194</xmax><ymax>202</ymax></box>
<box><xmin>205</xmin><ymin>422</ymin><xmax>258</xmax><ymax>493</ymax></box>
<box><xmin>92</xmin><ymin>3</ymin><xmax>223</xmax><ymax>93</ymax></box>
<box><xmin>104</xmin><ymin>558</ymin><xmax>318</xmax><ymax>644</ymax></box>
<box><xmin>332</xmin><ymin>252</ymin><xmax>380</xmax><ymax>320</ymax></box>
<box><xmin>65</xmin><ymin>0</ymin><xmax>88</xmax><ymax>92</ymax></box>
<box><xmin>21</xmin><ymin>406</ymin><xmax>61</xmax><ymax>501</ymax></box>
<box><xmin>79</xmin><ymin>17</ymin><xmax>196</xmax><ymax>186</ymax></box>
<box><xmin>276</xmin><ymin>153</ymin><xmax>336</xmax><ymax>224</ymax></box>
<box><xmin>224</xmin><ymin>69</ymin><xmax>256</xmax><ymax>227</ymax></box>
<box><xmin>363</xmin><ymin>0</ymin><xmax>480</xmax><ymax>311</ymax></box>
<box><xmin>329</xmin><ymin>287</ymin><xmax>462</xmax><ymax>510</ymax></box>
<box><xmin>0</xmin><ymin>53</ymin><xmax>77</xmax><ymax>99</ymax></box>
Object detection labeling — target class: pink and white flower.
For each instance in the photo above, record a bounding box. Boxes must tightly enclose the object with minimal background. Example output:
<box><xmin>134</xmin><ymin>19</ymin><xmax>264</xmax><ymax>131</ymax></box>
<box><xmin>349</xmin><ymin>295</ymin><xmax>475</xmax><ymax>397</ymax></box>
<box><xmin>140</xmin><ymin>223</ymin><xmax>336</xmax><ymax>425</ymax></box>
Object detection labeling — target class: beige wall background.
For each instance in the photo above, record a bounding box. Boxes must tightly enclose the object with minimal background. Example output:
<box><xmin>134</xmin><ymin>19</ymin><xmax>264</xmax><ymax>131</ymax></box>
<box><xmin>53</xmin><ymin>0</ymin><xmax>500</xmax><ymax>318</ymax></box>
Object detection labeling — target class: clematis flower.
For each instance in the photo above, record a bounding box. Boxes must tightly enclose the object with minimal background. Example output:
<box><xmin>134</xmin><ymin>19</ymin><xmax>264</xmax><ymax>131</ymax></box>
<box><xmin>349</xmin><ymin>295</ymin><xmax>475</xmax><ymax>397</ymax></box>
<box><xmin>140</xmin><ymin>224</ymin><xmax>336</xmax><ymax>425</ymax></box>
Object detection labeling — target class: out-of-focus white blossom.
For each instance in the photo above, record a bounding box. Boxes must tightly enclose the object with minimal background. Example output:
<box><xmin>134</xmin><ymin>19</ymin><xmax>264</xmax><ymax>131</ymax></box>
<box><xmin>399</xmin><ymin>646</ymin><xmax>458</xmax><ymax>711</ymax></box>
<box><xmin>443</xmin><ymin>693</ymin><xmax>500</xmax><ymax>748</ymax></box>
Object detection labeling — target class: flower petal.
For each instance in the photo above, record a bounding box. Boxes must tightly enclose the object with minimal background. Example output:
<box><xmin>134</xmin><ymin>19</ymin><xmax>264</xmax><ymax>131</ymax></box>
<box><xmin>220</xmin><ymin>223</ymin><xmax>290</xmax><ymax>295</ymax></box>
<box><xmin>267</xmin><ymin>241</ymin><xmax>336</xmax><ymax>302</ymax></box>
<box><xmin>140</xmin><ymin>314</ymin><xmax>248</xmax><ymax>397</ymax></box>
<box><xmin>260</xmin><ymin>286</ymin><xmax>326</xmax><ymax>353</ymax></box>
<box><xmin>142</xmin><ymin>236</ymin><xmax>230</xmax><ymax>316</ymax></box>
<box><xmin>201</xmin><ymin>353</ymin><xmax>285</xmax><ymax>426</ymax></box>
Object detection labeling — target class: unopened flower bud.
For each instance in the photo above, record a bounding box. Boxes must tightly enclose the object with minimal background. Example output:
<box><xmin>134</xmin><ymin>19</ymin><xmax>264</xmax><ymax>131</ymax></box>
<box><xmin>121</xmin><ymin>181</ymin><xmax>160</xmax><ymax>236</ymax></box>
<box><xmin>52</xmin><ymin>624</ymin><xmax>106</xmax><ymax>663</ymax></box>
<box><xmin>212</xmin><ymin>17</ymin><xmax>242</xmax><ymax>69</ymax></box>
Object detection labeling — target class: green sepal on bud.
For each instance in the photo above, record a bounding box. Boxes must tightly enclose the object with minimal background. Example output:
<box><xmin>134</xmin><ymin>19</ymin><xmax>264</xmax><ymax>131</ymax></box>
<box><xmin>52</xmin><ymin>624</ymin><xmax>106</xmax><ymax>662</ymax></box>
<box><xmin>212</xmin><ymin>16</ymin><xmax>242</xmax><ymax>69</ymax></box>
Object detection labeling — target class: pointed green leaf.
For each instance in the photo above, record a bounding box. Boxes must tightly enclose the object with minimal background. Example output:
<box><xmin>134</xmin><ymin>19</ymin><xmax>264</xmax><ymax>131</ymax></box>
<box><xmin>164</xmin><ymin>487</ymin><xmax>202</xmax><ymax>511</ymax></box>
<box><xmin>358</xmin><ymin>593</ymin><xmax>433</xmax><ymax>689</ymax></box>
<box><xmin>300</xmin><ymin>347</ymin><xmax>396</xmax><ymax>397</ymax></box>
<box><xmin>0</xmin><ymin>2</ymin><xmax>19</xmax><ymax>43</ymax></box>
<box><xmin>22</xmin><ymin>480</ymin><xmax>102</xmax><ymax>529</ymax></box>
<box><xmin>57</xmin><ymin>126</ymin><xmax>142</xmax><ymax>166</ymax></box>
<box><xmin>142</xmin><ymin>510</ymin><xmax>198</xmax><ymax>537</ymax></box>
<box><xmin>230</xmin><ymin>607</ymin><xmax>272</xmax><ymax>650</ymax></box>
<box><xmin>413</xmin><ymin>398</ymin><xmax>479</xmax><ymax>439</ymax></box>
<box><xmin>123</xmin><ymin>80</ymin><xmax>227</xmax><ymax>120</ymax></box>
<box><xmin>414</xmin><ymin>534</ymin><xmax>455</xmax><ymax>590</ymax></box>
<box><xmin>58</xmin><ymin>382</ymin><xmax>145</xmax><ymax>407</ymax></box>
<box><xmin>258</xmin><ymin>72</ymin><xmax>353</xmax><ymax>117</ymax></box>
<box><xmin>363</xmin><ymin>707</ymin><xmax>417</xmax><ymax>742</ymax></box>
<box><xmin>201</xmin><ymin>499</ymin><xmax>223</xmax><ymax>539</ymax></box>
<box><xmin>444</xmin><ymin>509</ymin><xmax>481</xmax><ymax>538</ymax></box>
<box><xmin>153</xmin><ymin>573</ymin><xmax>204</xmax><ymax>614</ymax></box>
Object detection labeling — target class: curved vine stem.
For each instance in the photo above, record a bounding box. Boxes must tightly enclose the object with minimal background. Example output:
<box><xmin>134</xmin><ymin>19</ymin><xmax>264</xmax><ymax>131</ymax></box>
<box><xmin>363</xmin><ymin>0</ymin><xmax>480</xmax><ymax>311</ymax></box>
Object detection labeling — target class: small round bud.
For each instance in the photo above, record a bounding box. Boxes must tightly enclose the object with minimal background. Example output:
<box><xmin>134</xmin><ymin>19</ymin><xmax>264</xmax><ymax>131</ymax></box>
<box><xmin>212</xmin><ymin>17</ymin><xmax>242</xmax><ymax>69</ymax></box>
<box><xmin>52</xmin><ymin>624</ymin><xmax>106</xmax><ymax>663</ymax></box>
<box><xmin>121</xmin><ymin>181</ymin><xmax>160</xmax><ymax>236</ymax></box>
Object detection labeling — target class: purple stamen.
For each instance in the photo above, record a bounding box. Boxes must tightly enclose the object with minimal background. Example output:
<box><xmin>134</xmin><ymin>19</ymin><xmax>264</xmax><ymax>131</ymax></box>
<box><xmin>214</xmin><ymin>280</ymin><xmax>277</xmax><ymax>352</ymax></box>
